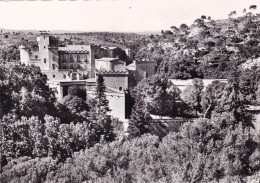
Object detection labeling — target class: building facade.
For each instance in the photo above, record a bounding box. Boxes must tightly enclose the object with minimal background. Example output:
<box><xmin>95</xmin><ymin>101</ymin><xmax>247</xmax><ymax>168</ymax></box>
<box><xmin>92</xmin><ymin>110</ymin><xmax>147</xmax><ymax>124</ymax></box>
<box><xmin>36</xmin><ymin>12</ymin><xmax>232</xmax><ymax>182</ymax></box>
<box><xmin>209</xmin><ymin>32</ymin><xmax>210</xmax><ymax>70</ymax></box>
<box><xmin>126</xmin><ymin>60</ymin><xmax>156</xmax><ymax>86</ymax></box>
<box><xmin>20</xmin><ymin>32</ymin><xmax>130</xmax><ymax>124</ymax></box>
<box><xmin>20</xmin><ymin>32</ymin><xmax>128</xmax><ymax>81</ymax></box>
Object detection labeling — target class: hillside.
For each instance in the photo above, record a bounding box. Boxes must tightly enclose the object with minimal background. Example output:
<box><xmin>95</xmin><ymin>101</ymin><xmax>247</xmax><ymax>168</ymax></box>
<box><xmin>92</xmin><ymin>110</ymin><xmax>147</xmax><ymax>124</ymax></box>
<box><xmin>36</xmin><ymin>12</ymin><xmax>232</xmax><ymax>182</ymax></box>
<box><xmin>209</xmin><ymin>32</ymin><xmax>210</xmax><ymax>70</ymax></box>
<box><xmin>134</xmin><ymin>9</ymin><xmax>260</xmax><ymax>79</ymax></box>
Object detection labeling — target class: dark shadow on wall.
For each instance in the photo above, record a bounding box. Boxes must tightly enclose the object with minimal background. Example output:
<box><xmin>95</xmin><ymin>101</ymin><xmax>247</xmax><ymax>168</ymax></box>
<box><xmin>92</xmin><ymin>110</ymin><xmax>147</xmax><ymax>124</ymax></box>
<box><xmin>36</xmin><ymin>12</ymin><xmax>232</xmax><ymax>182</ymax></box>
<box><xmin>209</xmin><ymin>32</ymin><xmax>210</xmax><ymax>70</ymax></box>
<box><xmin>125</xmin><ymin>90</ymin><xmax>135</xmax><ymax>119</ymax></box>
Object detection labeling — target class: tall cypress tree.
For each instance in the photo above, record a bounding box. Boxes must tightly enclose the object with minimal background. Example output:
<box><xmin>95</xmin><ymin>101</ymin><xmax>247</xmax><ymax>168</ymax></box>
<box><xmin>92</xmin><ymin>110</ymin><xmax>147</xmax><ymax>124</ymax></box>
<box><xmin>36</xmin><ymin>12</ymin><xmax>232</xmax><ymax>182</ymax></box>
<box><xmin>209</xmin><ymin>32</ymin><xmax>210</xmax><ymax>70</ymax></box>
<box><xmin>93</xmin><ymin>75</ymin><xmax>115</xmax><ymax>142</ymax></box>
<box><xmin>95</xmin><ymin>75</ymin><xmax>110</xmax><ymax>117</ymax></box>
<box><xmin>128</xmin><ymin>98</ymin><xmax>150</xmax><ymax>138</ymax></box>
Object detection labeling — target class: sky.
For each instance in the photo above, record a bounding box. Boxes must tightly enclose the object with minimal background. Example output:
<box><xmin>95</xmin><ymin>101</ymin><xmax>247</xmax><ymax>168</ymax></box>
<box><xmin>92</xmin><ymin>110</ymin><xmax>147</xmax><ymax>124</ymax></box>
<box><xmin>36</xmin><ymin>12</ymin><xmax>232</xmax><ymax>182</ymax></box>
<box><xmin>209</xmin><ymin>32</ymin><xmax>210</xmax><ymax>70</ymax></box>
<box><xmin>0</xmin><ymin>0</ymin><xmax>259</xmax><ymax>33</ymax></box>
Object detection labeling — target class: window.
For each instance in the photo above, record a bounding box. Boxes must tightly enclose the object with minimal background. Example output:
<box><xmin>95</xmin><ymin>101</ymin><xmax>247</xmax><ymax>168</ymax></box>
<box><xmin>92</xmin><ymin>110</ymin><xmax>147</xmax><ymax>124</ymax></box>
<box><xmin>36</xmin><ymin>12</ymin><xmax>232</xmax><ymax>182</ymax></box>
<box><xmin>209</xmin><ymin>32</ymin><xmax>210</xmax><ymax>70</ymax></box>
<box><xmin>35</xmin><ymin>55</ymin><xmax>38</xmax><ymax>59</ymax></box>
<box><xmin>74</xmin><ymin>63</ymin><xmax>78</xmax><ymax>70</ymax></box>
<box><xmin>63</xmin><ymin>74</ymin><xmax>66</xmax><ymax>79</ymax></box>
<box><xmin>72</xmin><ymin>73</ymin><xmax>77</xmax><ymax>80</ymax></box>
<box><xmin>119</xmin><ymin>87</ymin><xmax>122</xmax><ymax>91</ymax></box>
<box><xmin>44</xmin><ymin>46</ymin><xmax>46</xmax><ymax>49</ymax></box>
<box><xmin>70</xmin><ymin>64</ymin><xmax>74</xmax><ymax>69</ymax></box>
<box><xmin>70</xmin><ymin>54</ymin><xmax>74</xmax><ymax>62</ymax></box>
<box><xmin>77</xmin><ymin>54</ymin><xmax>80</xmax><ymax>62</ymax></box>
<box><xmin>52</xmin><ymin>64</ymin><xmax>55</xmax><ymax>70</ymax></box>
<box><xmin>44</xmin><ymin>58</ymin><xmax>46</xmax><ymax>63</ymax></box>
<box><xmin>44</xmin><ymin>37</ymin><xmax>45</xmax><ymax>39</ymax></box>
<box><xmin>53</xmin><ymin>74</ymin><xmax>55</xmax><ymax>78</ymax></box>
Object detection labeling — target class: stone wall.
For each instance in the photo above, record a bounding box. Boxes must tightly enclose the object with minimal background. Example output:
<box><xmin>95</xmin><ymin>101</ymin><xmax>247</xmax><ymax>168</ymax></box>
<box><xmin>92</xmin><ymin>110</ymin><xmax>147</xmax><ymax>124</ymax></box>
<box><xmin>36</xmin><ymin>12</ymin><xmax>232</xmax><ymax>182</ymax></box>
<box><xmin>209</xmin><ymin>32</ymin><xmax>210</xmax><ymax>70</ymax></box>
<box><xmin>130</xmin><ymin>61</ymin><xmax>156</xmax><ymax>84</ymax></box>
<box><xmin>113</xmin><ymin>62</ymin><xmax>126</xmax><ymax>71</ymax></box>
<box><xmin>101</xmin><ymin>74</ymin><xmax>128</xmax><ymax>90</ymax></box>
<box><xmin>87</xmin><ymin>90</ymin><xmax>126</xmax><ymax>122</ymax></box>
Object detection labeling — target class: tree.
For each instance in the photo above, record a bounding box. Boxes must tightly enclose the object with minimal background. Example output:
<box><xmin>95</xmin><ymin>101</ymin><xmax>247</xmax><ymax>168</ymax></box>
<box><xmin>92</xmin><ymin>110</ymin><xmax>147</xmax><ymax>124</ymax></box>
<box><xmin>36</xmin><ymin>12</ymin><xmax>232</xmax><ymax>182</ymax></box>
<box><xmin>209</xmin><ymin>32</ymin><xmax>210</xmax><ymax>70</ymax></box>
<box><xmin>128</xmin><ymin>98</ymin><xmax>150</xmax><ymax>138</ymax></box>
<box><xmin>201</xmin><ymin>15</ymin><xmax>207</xmax><ymax>20</ymax></box>
<box><xmin>239</xmin><ymin>68</ymin><xmax>260</xmax><ymax>103</ymax></box>
<box><xmin>0</xmin><ymin>115</ymin><xmax>43</xmax><ymax>168</ymax></box>
<box><xmin>167</xmin><ymin>82</ymin><xmax>188</xmax><ymax>117</ymax></box>
<box><xmin>28</xmin><ymin>117</ymin><xmax>46</xmax><ymax>158</ymax></box>
<box><xmin>11</xmin><ymin>87</ymin><xmax>48</xmax><ymax>121</ymax></box>
<box><xmin>170</xmin><ymin>26</ymin><xmax>179</xmax><ymax>35</ymax></box>
<box><xmin>62</xmin><ymin>94</ymin><xmax>89</xmax><ymax>117</ymax></box>
<box><xmin>94</xmin><ymin>75</ymin><xmax>110</xmax><ymax>117</ymax></box>
<box><xmin>194</xmin><ymin>19</ymin><xmax>204</xmax><ymax>27</ymax></box>
<box><xmin>228</xmin><ymin>11</ymin><xmax>237</xmax><ymax>19</ymax></box>
<box><xmin>249</xmin><ymin>5</ymin><xmax>257</xmax><ymax>10</ymax></box>
<box><xmin>67</xmin><ymin>85</ymin><xmax>86</xmax><ymax>100</ymax></box>
<box><xmin>91</xmin><ymin>75</ymin><xmax>115</xmax><ymax>142</ymax></box>
<box><xmin>133</xmin><ymin>75</ymin><xmax>187</xmax><ymax>118</ymax></box>
<box><xmin>0</xmin><ymin>64</ymin><xmax>57</xmax><ymax>120</ymax></box>
<box><xmin>243</xmin><ymin>8</ymin><xmax>247</xmax><ymax>14</ymax></box>
<box><xmin>165</xmin><ymin>53</ymin><xmax>203</xmax><ymax>79</ymax></box>
<box><xmin>161</xmin><ymin>112</ymin><xmax>259</xmax><ymax>182</ymax></box>
<box><xmin>181</xmin><ymin>78</ymin><xmax>204</xmax><ymax>116</ymax></box>
<box><xmin>1</xmin><ymin>114</ymin><xmax>259</xmax><ymax>182</ymax></box>
<box><xmin>201</xmin><ymin>80</ymin><xmax>226</xmax><ymax>118</ymax></box>
<box><xmin>44</xmin><ymin>115</ymin><xmax>60</xmax><ymax>159</ymax></box>
<box><xmin>179</xmin><ymin>23</ymin><xmax>189</xmax><ymax>34</ymax></box>
<box><xmin>145</xmin><ymin>76</ymin><xmax>170</xmax><ymax>116</ymax></box>
<box><xmin>216</xmin><ymin>71</ymin><xmax>248</xmax><ymax>123</ymax></box>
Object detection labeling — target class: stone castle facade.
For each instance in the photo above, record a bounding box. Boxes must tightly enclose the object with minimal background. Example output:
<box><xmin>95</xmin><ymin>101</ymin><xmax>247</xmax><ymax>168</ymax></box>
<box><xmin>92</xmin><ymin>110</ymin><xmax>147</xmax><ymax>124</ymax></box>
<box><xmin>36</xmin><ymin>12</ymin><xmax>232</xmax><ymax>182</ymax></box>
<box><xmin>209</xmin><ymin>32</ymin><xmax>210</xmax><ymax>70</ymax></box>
<box><xmin>20</xmin><ymin>32</ymin><xmax>128</xmax><ymax>81</ymax></box>
<box><xmin>20</xmin><ymin>32</ymin><xmax>129</xmax><ymax>124</ymax></box>
<box><xmin>20</xmin><ymin>32</ymin><xmax>156</xmax><ymax>130</ymax></box>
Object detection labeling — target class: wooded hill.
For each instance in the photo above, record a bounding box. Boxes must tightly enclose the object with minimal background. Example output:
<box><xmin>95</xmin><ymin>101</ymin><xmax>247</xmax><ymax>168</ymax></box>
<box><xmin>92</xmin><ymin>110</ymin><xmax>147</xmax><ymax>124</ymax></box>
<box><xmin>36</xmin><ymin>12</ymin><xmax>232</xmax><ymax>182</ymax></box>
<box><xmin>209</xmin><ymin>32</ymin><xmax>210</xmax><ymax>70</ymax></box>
<box><xmin>134</xmin><ymin>6</ymin><xmax>260</xmax><ymax>79</ymax></box>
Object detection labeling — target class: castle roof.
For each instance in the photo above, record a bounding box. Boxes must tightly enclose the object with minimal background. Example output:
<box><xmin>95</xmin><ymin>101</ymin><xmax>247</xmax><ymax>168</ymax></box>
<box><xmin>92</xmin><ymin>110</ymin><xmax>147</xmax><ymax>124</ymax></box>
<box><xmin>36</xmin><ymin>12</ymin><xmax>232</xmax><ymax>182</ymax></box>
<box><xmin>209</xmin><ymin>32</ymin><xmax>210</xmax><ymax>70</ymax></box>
<box><xmin>101</xmin><ymin>46</ymin><xmax>117</xmax><ymax>50</ymax></box>
<box><xmin>169</xmin><ymin>79</ymin><xmax>228</xmax><ymax>92</ymax></box>
<box><xmin>58</xmin><ymin>45</ymin><xmax>91</xmax><ymax>53</ymax></box>
<box><xmin>95</xmin><ymin>57</ymin><xmax>120</xmax><ymax>62</ymax></box>
<box><xmin>96</xmin><ymin>70</ymin><xmax>129</xmax><ymax>75</ymax></box>
<box><xmin>126</xmin><ymin>63</ymin><xmax>136</xmax><ymax>70</ymax></box>
<box><xmin>88</xmin><ymin>86</ymin><xmax>125</xmax><ymax>94</ymax></box>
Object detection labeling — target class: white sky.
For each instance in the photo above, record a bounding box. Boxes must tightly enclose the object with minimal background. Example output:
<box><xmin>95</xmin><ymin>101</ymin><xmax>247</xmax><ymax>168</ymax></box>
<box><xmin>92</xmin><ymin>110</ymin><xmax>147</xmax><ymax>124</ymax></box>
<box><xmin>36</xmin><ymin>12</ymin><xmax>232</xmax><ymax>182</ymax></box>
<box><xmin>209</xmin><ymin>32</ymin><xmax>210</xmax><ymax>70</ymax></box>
<box><xmin>0</xmin><ymin>0</ymin><xmax>259</xmax><ymax>33</ymax></box>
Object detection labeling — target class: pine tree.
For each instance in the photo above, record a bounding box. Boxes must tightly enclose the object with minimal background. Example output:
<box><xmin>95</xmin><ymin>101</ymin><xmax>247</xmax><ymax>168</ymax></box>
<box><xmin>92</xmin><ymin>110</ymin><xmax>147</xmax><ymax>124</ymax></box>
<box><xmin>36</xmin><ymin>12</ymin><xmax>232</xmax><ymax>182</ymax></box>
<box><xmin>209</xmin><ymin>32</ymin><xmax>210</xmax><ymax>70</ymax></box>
<box><xmin>216</xmin><ymin>68</ymin><xmax>248</xmax><ymax>124</ymax></box>
<box><xmin>128</xmin><ymin>98</ymin><xmax>150</xmax><ymax>138</ymax></box>
<box><xmin>181</xmin><ymin>78</ymin><xmax>204</xmax><ymax>116</ymax></box>
<box><xmin>95</xmin><ymin>75</ymin><xmax>110</xmax><ymax>118</ymax></box>
<box><xmin>92</xmin><ymin>75</ymin><xmax>115</xmax><ymax>142</ymax></box>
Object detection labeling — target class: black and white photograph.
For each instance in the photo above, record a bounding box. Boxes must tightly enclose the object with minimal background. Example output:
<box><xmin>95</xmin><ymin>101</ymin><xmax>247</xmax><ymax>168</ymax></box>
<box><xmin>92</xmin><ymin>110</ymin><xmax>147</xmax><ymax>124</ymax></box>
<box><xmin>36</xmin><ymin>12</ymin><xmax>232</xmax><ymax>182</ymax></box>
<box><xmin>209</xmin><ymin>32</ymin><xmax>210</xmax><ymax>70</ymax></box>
<box><xmin>1</xmin><ymin>0</ymin><xmax>260</xmax><ymax>182</ymax></box>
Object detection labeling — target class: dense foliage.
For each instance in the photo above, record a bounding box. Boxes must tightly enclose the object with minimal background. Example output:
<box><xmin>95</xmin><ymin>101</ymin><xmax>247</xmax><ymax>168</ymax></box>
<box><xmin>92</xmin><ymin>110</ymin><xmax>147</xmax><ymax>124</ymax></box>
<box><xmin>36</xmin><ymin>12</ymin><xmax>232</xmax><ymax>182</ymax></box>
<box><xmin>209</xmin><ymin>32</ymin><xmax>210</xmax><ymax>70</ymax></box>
<box><xmin>135</xmin><ymin>6</ymin><xmax>260</xmax><ymax>79</ymax></box>
<box><xmin>0</xmin><ymin>64</ymin><xmax>116</xmax><ymax>171</ymax></box>
<box><xmin>1</xmin><ymin>111</ymin><xmax>259</xmax><ymax>183</ymax></box>
<box><xmin>2</xmin><ymin>5</ymin><xmax>260</xmax><ymax>182</ymax></box>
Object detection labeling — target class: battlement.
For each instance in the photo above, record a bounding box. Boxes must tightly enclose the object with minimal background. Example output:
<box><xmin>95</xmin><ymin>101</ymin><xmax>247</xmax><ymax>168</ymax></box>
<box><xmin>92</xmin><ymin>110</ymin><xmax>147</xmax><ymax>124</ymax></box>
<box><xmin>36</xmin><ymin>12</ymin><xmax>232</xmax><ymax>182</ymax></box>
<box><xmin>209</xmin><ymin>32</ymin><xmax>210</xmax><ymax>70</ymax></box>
<box><xmin>96</xmin><ymin>70</ymin><xmax>129</xmax><ymax>75</ymax></box>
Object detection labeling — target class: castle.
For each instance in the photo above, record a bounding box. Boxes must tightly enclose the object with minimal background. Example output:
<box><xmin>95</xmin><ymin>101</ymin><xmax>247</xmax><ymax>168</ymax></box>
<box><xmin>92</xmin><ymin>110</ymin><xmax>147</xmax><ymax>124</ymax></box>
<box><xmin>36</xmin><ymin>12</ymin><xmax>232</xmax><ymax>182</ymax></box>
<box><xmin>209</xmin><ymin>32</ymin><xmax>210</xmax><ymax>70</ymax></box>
<box><xmin>20</xmin><ymin>31</ymin><xmax>129</xmax><ymax>81</ymax></box>
<box><xmin>20</xmin><ymin>32</ymin><xmax>157</xmax><ymax>131</ymax></box>
<box><xmin>20</xmin><ymin>32</ymin><xmax>130</xmax><ymax>126</ymax></box>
